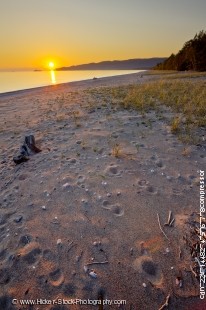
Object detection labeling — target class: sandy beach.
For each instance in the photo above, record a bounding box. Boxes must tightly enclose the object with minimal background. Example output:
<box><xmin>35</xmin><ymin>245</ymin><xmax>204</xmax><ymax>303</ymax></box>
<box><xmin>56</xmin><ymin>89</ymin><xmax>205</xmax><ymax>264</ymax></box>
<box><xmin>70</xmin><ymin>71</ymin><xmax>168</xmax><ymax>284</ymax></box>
<box><xmin>0</xmin><ymin>72</ymin><xmax>205</xmax><ymax>310</ymax></box>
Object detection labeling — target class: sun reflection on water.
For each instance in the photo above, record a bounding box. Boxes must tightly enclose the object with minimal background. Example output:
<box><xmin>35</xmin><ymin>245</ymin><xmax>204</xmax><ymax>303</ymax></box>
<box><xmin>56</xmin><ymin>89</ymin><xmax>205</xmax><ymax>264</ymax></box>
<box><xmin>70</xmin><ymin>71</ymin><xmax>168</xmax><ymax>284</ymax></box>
<box><xmin>50</xmin><ymin>70</ymin><xmax>56</xmax><ymax>84</ymax></box>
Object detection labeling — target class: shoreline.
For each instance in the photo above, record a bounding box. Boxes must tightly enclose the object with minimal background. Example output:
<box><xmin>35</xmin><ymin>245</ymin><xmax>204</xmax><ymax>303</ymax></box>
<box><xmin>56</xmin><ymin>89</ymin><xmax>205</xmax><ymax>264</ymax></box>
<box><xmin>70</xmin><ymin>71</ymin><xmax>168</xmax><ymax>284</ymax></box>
<box><xmin>0</xmin><ymin>71</ymin><xmax>144</xmax><ymax>98</ymax></box>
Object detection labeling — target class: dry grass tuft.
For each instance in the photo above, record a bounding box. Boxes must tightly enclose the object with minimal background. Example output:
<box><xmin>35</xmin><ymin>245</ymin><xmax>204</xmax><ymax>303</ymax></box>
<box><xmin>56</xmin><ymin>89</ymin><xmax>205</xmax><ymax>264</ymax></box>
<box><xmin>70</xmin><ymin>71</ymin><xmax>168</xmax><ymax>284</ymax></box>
<box><xmin>112</xmin><ymin>143</ymin><xmax>121</xmax><ymax>158</ymax></box>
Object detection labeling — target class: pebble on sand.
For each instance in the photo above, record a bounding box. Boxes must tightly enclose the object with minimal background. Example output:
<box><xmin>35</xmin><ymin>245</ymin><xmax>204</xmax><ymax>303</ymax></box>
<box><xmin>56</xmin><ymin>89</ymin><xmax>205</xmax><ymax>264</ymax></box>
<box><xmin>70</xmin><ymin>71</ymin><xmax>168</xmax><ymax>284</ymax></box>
<box><xmin>89</xmin><ymin>270</ymin><xmax>97</xmax><ymax>279</ymax></box>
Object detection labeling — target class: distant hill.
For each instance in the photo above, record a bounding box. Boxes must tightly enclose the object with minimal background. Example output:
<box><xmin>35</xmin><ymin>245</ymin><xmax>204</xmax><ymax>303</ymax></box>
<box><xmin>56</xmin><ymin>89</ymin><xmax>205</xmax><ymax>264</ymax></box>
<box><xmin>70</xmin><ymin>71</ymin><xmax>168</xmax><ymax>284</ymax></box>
<box><xmin>154</xmin><ymin>30</ymin><xmax>206</xmax><ymax>71</ymax></box>
<box><xmin>57</xmin><ymin>58</ymin><xmax>167</xmax><ymax>71</ymax></box>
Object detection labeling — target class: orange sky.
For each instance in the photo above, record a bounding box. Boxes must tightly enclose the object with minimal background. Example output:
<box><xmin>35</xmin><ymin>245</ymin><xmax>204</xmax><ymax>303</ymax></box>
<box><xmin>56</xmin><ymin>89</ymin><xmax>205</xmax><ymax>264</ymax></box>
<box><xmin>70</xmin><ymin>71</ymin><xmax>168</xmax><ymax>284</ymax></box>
<box><xmin>0</xmin><ymin>0</ymin><xmax>205</xmax><ymax>70</ymax></box>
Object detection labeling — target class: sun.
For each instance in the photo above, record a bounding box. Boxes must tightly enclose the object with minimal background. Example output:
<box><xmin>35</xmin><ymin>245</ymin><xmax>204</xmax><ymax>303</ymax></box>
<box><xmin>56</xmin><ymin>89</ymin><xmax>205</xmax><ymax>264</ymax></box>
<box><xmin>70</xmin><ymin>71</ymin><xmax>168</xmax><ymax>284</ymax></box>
<box><xmin>49</xmin><ymin>61</ymin><xmax>55</xmax><ymax>69</ymax></box>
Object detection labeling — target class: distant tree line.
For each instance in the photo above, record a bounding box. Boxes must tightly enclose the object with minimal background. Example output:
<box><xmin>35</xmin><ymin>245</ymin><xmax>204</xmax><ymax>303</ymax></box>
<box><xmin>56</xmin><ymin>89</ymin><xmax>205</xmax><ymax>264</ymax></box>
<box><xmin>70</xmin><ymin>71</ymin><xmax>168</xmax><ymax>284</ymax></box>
<box><xmin>154</xmin><ymin>30</ymin><xmax>206</xmax><ymax>71</ymax></box>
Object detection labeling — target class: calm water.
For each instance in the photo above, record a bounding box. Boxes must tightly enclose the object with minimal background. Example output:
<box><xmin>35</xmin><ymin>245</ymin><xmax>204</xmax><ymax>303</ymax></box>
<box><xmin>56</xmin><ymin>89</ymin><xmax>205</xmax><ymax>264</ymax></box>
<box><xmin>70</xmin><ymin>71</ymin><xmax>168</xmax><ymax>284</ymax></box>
<box><xmin>0</xmin><ymin>70</ymin><xmax>143</xmax><ymax>94</ymax></box>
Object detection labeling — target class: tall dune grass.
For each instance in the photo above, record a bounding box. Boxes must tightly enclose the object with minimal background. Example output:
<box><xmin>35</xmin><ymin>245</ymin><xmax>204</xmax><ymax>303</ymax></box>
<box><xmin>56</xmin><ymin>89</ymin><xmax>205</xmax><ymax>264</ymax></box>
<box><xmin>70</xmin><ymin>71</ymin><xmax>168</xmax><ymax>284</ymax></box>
<box><xmin>88</xmin><ymin>78</ymin><xmax>206</xmax><ymax>143</ymax></box>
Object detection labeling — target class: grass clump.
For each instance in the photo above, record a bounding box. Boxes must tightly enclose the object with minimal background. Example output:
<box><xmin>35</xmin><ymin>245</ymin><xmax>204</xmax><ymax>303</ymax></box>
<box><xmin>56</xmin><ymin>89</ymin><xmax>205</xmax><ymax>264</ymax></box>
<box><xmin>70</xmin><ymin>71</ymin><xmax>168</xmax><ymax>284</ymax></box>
<box><xmin>112</xmin><ymin>143</ymin><xmax>121</xmax><ymax>158</ymax></box>
<box><xmin>86</xmin><ymin>77</ymin><xmax>206</xmax><ymax>143</ymax></box>
<box><xmin>171</xmin><ymin>117</ymin><xmax>181</xmax><ymax>133</ymax></box>
<box><xmin>118</xmin><ymin>79</ymin><xmax>205</xmax><ymax>142</ymax></box>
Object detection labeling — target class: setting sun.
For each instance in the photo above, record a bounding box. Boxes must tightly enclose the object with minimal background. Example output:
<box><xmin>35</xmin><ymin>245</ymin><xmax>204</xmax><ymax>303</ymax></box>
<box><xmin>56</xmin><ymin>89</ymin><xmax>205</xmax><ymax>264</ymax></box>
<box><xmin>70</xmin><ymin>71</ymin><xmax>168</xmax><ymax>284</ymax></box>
<box><xmin>49</xmin><ymin>61</ymin><xmax>54</xmax><ymax>69</ymax></box>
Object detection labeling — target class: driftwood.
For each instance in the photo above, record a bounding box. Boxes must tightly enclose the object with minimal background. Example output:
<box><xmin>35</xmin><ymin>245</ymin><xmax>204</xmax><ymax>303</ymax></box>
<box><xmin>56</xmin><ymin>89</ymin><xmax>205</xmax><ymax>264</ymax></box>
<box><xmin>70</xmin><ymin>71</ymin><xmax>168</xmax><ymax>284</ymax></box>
<box><xmin>158</xmin><ymin>294</ymin><xmax>170</xmax><ymax>310</ymax></box>
<box><xmin>13</xmin><ymin>135</ymin><xmax>41</xmax><ymax>164</ymax></box>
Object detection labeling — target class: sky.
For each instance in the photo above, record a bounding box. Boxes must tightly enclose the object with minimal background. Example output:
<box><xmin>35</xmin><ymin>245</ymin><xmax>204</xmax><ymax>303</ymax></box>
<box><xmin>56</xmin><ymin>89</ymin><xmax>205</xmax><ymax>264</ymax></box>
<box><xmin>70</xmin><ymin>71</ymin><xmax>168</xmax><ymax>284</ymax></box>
<box><xmin>0</xmin><ymin>0</ymin><xmax>205</xmax><ymax>70</ymax></box>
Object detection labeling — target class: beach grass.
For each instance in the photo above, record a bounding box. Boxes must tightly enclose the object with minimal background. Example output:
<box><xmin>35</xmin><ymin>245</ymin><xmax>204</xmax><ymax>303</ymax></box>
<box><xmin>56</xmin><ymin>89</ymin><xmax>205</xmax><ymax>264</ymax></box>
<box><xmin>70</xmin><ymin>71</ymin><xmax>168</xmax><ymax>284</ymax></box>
<box><xmin>87</xmin><ymin>78</ymin><xmax>206</xmax><ymax>143</ymax></box>
<box><xmin>145</xmin><ymin>70</ymin><xmax>206</xmax><ymax>79</ymax></box>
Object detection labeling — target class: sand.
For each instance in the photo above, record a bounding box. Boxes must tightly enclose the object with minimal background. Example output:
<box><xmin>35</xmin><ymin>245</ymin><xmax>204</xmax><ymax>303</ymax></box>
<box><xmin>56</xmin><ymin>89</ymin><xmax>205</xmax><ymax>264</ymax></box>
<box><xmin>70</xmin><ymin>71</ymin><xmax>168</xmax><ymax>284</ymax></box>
<box><xmin>0</xmin><ymin>72</ymin><xmax>205</xmax><ymax>309</ymax></box>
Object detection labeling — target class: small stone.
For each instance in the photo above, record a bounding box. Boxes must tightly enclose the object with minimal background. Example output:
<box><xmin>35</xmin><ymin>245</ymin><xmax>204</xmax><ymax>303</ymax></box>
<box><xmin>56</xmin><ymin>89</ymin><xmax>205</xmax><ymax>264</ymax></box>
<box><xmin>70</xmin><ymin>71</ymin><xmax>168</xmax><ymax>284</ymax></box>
<box><xmin>117</xmin><ymin>191</ymin><xmax>121</xmax><ymax>196</ymax></box>
<box><xmin>165</xmin><ymin>248</ymin><xmax>170</xmax><ymax>253</ymax></box>
<box><xmin>93</xmin><ymin>241</ymin><xmax>98</xmax><ymax>246</ymax></box>
<box><xmin>42</xmin><ymin>206</ymin><xmax>46</xmax><ymax>210</ymax></box>
<box><xmin>75</xmin><ymin>255</ymin><xmax>81</xmax><ymax>262</ymax></box>
<box><xmin>107</xmin><ymin>193</ymin><xmax>111</xmax><ymax>197</ymax></box>
<box><xmin>83</xmin><ymin>265</ymin><xmax>88</xmax><ymax>273</ymax></box>
<box><xmin>142</xmin><ymin>283</ymin><xmax>147</xmax><ymax>288</ymax></box>
<box><xmin>89</xmin><ymin>270</ymin><xmax>97</xmax><ymax>279</ymax></box>
<box><xmin>14</xmin><ymin>215</ymin><xmax>23</xmax><ymax>223</ymax></box>
<box><xmin>57</xmin><ymin>239</ymin><xmax>62</xmax><ymax>245</ymax></box>
<box><xmin>63</xmin><ymin>183</ymin><xmax>70</xmax><ymax>188</ymax></box>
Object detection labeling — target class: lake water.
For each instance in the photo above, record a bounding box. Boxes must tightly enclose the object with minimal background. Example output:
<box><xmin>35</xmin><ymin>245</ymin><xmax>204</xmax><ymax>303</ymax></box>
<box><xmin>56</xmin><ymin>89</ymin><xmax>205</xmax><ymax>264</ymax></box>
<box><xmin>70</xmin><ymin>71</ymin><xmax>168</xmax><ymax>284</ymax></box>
<box><xmin>0</xmin><ymin>70</ymin><xmax>143</xmax><ymax>94</ymax></box>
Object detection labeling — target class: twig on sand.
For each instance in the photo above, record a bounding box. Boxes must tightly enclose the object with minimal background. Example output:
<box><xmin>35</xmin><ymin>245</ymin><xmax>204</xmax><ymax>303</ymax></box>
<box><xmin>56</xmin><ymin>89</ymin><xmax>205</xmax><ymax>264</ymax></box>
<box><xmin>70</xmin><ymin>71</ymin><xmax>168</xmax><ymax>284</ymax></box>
<box><xmin>169</xmin><ymin>218</ymin><xmax>175</xmax><ymax>227</ymax></box>
<box><xmin>164</xmin><ymin>210</ymin><xmax>175</xmax><ymax>227</ymax></box>
<box><xmin>51</xmin><ymin>220</ymin><xmax>60</xmax><ymax>224</ymax></box>
<box><xmin>167</xmin><ymin>211</ymin><xmax>172</xmax><ymax>225</ymax></box>
<box><xmin>68</xmin><ymin>241</ymin><xmax>75</xmax><ymax>252</ymax></box>
<box><xmin>158</xmin><ymin>294</ymin><xmax>170</xmax><ymax>310</ymax></box>
<box><xmin>157</xmin><ymin>213</ymin><xmax>170</xmax><ymax>241</ymax></box>
<box><xmin>85</xmin><ymin>261</ymin><xmax>109</xmax><ymax>266</ymax></box>
<box><xmin>190</xmin><ymin>265</ymin><xmax>198</xmax><ymax>278</ymax></box>
<box><xmin>179</xmin><ymin>246</ymin><xmax>182</xmax><ymax>259</ymax></box>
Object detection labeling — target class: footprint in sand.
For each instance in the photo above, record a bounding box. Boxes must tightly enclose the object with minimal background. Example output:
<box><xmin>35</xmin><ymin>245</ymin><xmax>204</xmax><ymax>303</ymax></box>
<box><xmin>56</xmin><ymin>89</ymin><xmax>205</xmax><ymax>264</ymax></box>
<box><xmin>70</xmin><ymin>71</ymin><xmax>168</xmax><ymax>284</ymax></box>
<box><xmin>133</xmin><ymin>256</ymin><xmax>163</xmax><ymax>286</ymax></box>
<box><xmin>18</xmin><ymin>174</ymin><xmax>29</xmax><ymax>181</ymax></box>
<box><xmin>63</xmin><ymin>283</ymin><xmax>77</xmax><ymax>296</ymax></box>
<box><xmin>49</xmin><ymin>268</ymin><xmax>64</xmax><ymax>287</ymax></box>
<box><xmin>105</xmin><ymin>165</ymin><xmax>121</xmax><ymax>176</ymax></box>
<box><xmin>102</xmin><ymin>200</ymin><xmax>110</xmax><ymax>210</ymax></box>
<box><xmin>43</xmin><ymin>249</ymin><xmax>56</xmax><ymax>261</ymax></box>
<box><xmin>19</xmin><ymin>235</ymin><xmax>33</xmax><ymax>247</ymax></box>
<box><xmin>172</xmin><ymin>188</ymin><xmax>182</xmax><ymax>196</ymax></box>
<box><xmin>0</xmin><ymin>248</ymin><xmax>7</xmax><ymax>261</ymax></box>
<box><xmin>77</xmin><ymin>175</ymin><xmax>85</xmax><ymax>184</ymax></box>
<box><xmin>68</xmin><ymin>158</ymin><xmax>77</xmax><ymax>164</ymax></box>
<box><xmin>155</xmin><ymin>159</ymin><xmax>165</xmax><ymax>168</ymax></box>
<box><xmin>137</xmin><ymin>179</ymin><xmax>148</xmax><ymax>187</ymax></box>
<box><xmin>0</xmin><ymin>212</ymin><xmax>14</xmax><ymax>226</ymax></box>
<box><xmin>0</xmin><ymin>295</ymin><xmax>14</xmax><ymax>310</ymax></box>
<box><xmin>0</xmin><ymin>268</ymin><xmax>11</xmax><ymax>285</ymax></box>
<box><xmin>23</xmin><ymin>248</ymin><xmax>42</xmax><ymax>264</ymax></box>
<box><xmin>110</xmin><ymin>204</ymin><xmax>124</xmax><ymax>217</ymax></box>
<box><xmin>18</xmin><ymin>242</ymin><xmax>42</xmax><ymax>264</ymax></box>
<box><xmin>146</xmin><ymin>185</ymin><xmax>157</xmax><ymax>195</ymax></box>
